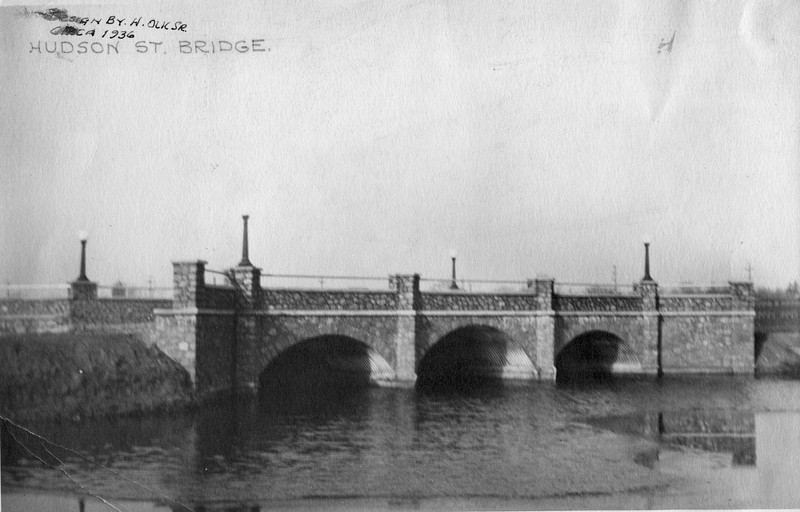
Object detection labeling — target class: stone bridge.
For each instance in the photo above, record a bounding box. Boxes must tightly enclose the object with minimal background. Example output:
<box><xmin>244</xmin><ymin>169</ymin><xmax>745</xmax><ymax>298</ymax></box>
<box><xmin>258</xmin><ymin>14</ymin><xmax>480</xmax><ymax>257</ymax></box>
<box><xmin>152</xmin><ymin>260</ymin><xmax>755</xmax><ymax>395</ymax></box>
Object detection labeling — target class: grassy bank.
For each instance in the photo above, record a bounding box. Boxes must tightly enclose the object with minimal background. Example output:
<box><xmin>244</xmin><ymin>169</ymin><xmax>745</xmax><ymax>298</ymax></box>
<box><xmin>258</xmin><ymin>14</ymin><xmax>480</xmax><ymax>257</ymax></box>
<box><xmin>0</xmin><ymin>333</ymin><xmax>194</xmax><ymax>422</ymax></box>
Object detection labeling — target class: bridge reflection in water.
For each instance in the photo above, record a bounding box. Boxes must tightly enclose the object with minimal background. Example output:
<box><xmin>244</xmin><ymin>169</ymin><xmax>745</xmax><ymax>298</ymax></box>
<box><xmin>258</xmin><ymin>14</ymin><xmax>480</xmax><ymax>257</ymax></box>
<box><xmin>591</xmin><ymin>409</ymin><xmax>800</xmax><ymax>505</ymax></box>
<box><xmin>6</xmin><ymin>379</ymin><xmax>800</xmax><ymax>510</ymax></box>
<box><xmin>590</xmin><ymin>409</ymin><xmax>756</xmax><ymax>466</ymax></box>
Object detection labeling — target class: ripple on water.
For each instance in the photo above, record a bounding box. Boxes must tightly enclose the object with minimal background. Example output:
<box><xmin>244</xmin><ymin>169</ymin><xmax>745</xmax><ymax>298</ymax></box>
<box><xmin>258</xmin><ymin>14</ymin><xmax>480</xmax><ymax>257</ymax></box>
<box><xmin>3</xmin><ymin>377</ymin><xmax>800</xmax><ymax>508</ymax></box>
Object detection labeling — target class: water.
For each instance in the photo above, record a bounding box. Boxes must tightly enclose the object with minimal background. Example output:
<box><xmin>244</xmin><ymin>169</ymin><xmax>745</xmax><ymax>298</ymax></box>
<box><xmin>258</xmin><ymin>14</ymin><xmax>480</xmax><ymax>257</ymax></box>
<box><xmin>4</xmin><ymin>377</ymin><xmax>800</xmax><ymax>511</ymax></box>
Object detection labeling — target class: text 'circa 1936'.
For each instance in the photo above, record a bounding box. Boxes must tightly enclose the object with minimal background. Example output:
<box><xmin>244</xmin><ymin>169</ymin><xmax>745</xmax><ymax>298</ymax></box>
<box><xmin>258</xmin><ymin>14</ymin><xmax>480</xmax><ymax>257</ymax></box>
<box><xmin>26</xmin><ymin>7</ymin><xmax>188</xmax><ymax>40</ymax></box>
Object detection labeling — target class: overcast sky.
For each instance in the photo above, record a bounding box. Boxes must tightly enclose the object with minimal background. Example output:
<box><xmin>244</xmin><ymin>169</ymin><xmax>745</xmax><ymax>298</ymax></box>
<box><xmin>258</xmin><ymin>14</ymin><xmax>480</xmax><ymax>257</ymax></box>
<box><xmin>1</xmin><ymin>0</ymin><xmax>798</xmax><ymax>288</ymax></box>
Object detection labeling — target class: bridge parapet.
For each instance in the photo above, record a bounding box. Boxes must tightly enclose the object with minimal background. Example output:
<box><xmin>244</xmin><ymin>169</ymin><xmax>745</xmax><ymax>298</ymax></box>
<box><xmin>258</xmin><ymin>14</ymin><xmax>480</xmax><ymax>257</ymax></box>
<box><xmin>170</xmin><ymin>262</ymin><xmax>253</xmax><ymax>310</ymax></box>
<box><xmin>171</xmin><ymin>261</ymin><xmax>206</xmax><ymax>308</ymax></box>
<box><xmin>554</xmin><ymin>295</ymin><xmax>641</xmax><ymax>312</ymax></box>
<box><xmin>729</xmin><ymin>281</ymin><xmax>755</xmax><ymax>309</ymax></box>
<box><xmin>660</xmin><ymin>295</ymin><xmax>733</xmax><ymax>312</ymax></box>
<box><xmin>261</xmin><ymin>289</ymin><xmax>398</xmax><ymax>311</ymax></box>
<box><xmin>659</xmin><ymin>282</ymin><xmax>753</xmax><ymax>313</ymax></box>
<box><xmin>232</xmin><ymin>265</ymin><xmax>262</xmax><ymax>309</ymax></box>
<box><xmin>533</xmin><ymin>277</ymin><xmax>554</xmax><ymax>311</ymax></box>
<box><xmin>390</xmin><ymin>274</ymin><xmax>420</xmax><ymax>310</ymax></box>
<box><xmin>419</xmin><ymin>291</ymin><xmax>538</xmax><ymax>311</ymax></box>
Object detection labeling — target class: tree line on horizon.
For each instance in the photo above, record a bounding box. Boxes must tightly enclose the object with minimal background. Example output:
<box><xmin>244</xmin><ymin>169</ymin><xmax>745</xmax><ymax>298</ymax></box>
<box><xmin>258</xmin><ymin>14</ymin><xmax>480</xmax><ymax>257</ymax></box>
<box><xmin>756</xmin><ymin>281</ymin><xmax>800</xmax><ymax>299</ymax></box>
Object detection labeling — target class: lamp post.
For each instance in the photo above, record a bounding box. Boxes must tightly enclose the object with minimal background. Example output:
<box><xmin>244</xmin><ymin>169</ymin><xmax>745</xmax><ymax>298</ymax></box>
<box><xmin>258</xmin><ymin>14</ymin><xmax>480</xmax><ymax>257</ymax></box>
<box><xmin>239</xmin><ymin>214</ymin><xmax>252</xmax><ymax>266</ymax></box>
<box><xmin>449</xmin><ymin>250</ymin><xmax>458</xmax><ymax>290</ymax></box>
<box><xmin>77</xmin><ymin>231</ymin><xmax>89</xmax><ymax>282</ymax></box>
<box><xmin>642</xmin><ymin>234</ymin><xmax>653</xmax><ymax>282</ymax></box>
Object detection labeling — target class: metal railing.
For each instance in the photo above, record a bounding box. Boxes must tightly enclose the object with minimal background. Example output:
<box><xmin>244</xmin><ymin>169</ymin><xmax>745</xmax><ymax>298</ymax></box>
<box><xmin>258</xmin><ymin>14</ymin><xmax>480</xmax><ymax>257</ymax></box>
<box><xmin>554</xmin><ymin>282</ymin><xmax>637</xmax><ymax>296</ymax></box>
<box><xmin>205</xmin><ymin>269</ymin><xmax>235</xmax><ymax>288</ymax></box>
<box><xmin>261</xmin><ymin>273</ymin><xmax>392</xmax><ymax>291</ymax></box>
<box><xmin>96</xmin><ymin>285</ymin><xmax>173</xmax><ymax>299</ymax></box>
<box><xmin>0</xmin><ymin>278</ymin><xmax>739</xmax><ymax>300</ymax></box>
<box><xmin>0</xmin><ymin>284</ymin><xmax>72</xmax><ymax>300</ymax></box>
<box><xmin>659</xmin><ymin>283</ymin><xmax>732</xmax><ymax>295</ymax></box>
<box><xmin>419</xmin><ymin>278</ymin><xmax>530</xmax><ymax>293</ymax></box>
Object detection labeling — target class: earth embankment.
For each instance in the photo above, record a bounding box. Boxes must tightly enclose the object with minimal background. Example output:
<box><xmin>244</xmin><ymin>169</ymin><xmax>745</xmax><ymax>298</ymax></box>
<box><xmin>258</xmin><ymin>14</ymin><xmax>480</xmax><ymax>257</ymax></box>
<box><xmin>0</xmin><ymin>333</ymin><xmax>193</xmax><ymax>423</ymax></box>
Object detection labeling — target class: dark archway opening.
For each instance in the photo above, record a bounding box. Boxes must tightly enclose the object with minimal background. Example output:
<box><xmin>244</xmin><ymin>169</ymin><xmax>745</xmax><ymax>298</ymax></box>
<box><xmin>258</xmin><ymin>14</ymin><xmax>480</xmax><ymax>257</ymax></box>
<box><xmin>258</xmin><ymin>335</ymin><xmax>393</xmax><ymax>416</ymax></box>
<box><xmin>555</xmin><ymin>331</ymin><xmax>640</xmax><ymax>384</ymax></box>
<box><xmin>416</xmin><ymin>325</ymin><xmax>535</xmax><ymax>391</ymax></box>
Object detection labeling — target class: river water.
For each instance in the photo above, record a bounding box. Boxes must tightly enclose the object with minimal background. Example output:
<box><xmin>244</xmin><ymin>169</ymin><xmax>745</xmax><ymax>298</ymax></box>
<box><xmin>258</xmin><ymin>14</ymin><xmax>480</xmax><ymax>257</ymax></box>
<box><xmin>4</xmin><ymin>376</ymin><xmax>800</xmax><ymax>511</ymax></box>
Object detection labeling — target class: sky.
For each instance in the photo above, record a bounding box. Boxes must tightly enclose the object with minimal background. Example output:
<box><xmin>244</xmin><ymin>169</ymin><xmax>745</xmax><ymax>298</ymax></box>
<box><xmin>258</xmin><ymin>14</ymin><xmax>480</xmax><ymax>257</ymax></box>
<box><xmin>1</xmin><ymin>0</ymin><xmax>798</xmax><ymax>288</ymax></box>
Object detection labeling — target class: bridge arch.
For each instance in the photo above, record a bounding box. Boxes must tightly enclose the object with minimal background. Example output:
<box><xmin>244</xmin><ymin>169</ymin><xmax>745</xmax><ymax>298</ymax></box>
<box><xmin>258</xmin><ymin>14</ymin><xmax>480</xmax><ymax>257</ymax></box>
<box><xmin>555</xmin><ymin>330</ymin><xmax>641</xmax><ymax>382</ymax></box>
<box><xmin>258</xmin><ymin>334</ymin><xmax>395</xmax><ymax>393</ymax></box>
<box><xmin>416</xmin><ymin>325</ymin><xmax>537</xmax><ymax>387</ymax></box>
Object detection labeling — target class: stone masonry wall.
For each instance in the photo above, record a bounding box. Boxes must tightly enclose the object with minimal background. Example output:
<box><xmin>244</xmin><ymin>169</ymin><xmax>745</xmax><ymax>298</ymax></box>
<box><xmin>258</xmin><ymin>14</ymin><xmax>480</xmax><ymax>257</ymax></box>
<box><xmin>392</xmin><ymin>275</ymin><xmax>418</xmax><ymax>381</ymax></box>
<box><xmin>420</xmin><ymin>292</ymin><xmax>537</xmax><ymax>311</ymax></box>
<box><xmin>554</xmin><ymin>295</ymin><xmax>641</xmax><ymax>312</ymax></box>
<box><xmin>554</xmin><ymin>315</ymin><xmax>649</xmax><ymax>363</ymax></box>
<box><xmin>71</xmin><ymin>299</ymin><xmax>170</xmax><ymax>329</ymax></box>
<box><xmin>660</xmin><ymin>285</ymin><xmax>754</xmax><ymax>373</ymax></box>
<box><xmin>195</xmin><ymin>313</ymin><xmax>237</xmax><ymax>394</ymax></box>
<box><xmin>414</xmin><ymin>315</ymin><xmax>541</xmax><ymax>374</ymax></box>
<box><xmin>0</xmin><ymin>300</ymin><xmax>71</xmax><ymax>335</ymax></box>
<box><xmin>660</xmin><ymin>295</ymin><xmax>734</xmax><ymax>312</ymax></box>
<box><xmin>152</xmin><ymin>313</ymin><xmax>198</xmax><ymax>382</ymax></box>
<box><xmin>0</xmin><ymin>299</ymin><xmax>71</xmax><ymax>316</ymax></box>
<box><xmin>661</xmin><ymin>315</ymin><xmax>752</xmax><ymax>373</ymax></box>
<box><xmin>0</xmin><ymin>298</ymin><xmax>168</xmax><ymax>337</ymax></box>
<box><xmin>172</xmin><ymin>262</ymin><xmax>204</xmax><ymax>308</ymax></box>
<box><xmin>235</xmin><ymin>314</ymin><xmax>401</xmax><ymax>389</ymax></box>
<box><xmin>261</xmin><ymin>289</ymin><xmax>397</xmax><ymax>311</ymax></box>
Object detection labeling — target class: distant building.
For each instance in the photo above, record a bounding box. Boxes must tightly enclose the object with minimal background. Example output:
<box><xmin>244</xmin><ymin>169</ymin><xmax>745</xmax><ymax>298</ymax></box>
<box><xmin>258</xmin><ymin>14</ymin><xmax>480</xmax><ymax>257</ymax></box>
<box><xmin>111</xmin><ymin>281</ymin><xmax>126</xmax><ymax>298</ymax></box>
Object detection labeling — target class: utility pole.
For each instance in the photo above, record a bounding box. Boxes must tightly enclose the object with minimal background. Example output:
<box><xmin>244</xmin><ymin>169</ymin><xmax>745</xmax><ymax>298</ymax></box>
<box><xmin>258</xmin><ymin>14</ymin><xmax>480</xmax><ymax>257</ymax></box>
<box><xmin>745</xmin><ymin>262</ymin><xmax>753</xmax><ymax>282</ymax></box>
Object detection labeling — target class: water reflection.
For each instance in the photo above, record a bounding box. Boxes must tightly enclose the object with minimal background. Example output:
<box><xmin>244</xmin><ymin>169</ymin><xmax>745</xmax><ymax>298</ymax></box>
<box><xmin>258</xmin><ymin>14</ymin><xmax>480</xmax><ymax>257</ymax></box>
<box><xmin>4</xmin><ymin>378</ymin><xmax>800</xmax><ymax>510</ymax></box>
<box><xmin>660</xmin><ymin>410</ymin><xmax>756</xmax><ymax>465</ymax></box>
<box><xmin>590</xmin><ymin>409</ymin><xmax>756</xmax><ymax>466</ymax></box>
<box><xmin>169</xmin><ymin>504</ymin><xmax>261</xmax><ymax>512</ymax></box>
<box><xmin>757</xmin><ymin>412</ymin><xmax>800</xmax><ymax>506</ymax></box>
